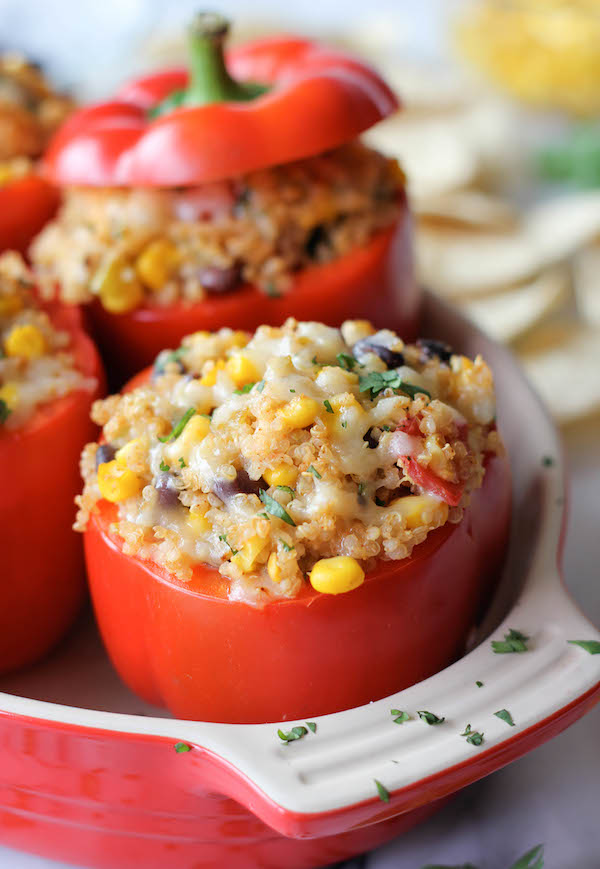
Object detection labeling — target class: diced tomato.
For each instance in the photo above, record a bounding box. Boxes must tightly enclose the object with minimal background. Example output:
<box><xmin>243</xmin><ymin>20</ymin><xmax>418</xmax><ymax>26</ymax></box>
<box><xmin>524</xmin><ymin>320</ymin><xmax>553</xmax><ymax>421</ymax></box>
<box><xmin>400</xmin><ymin>457</ymin><xmax>465</xmax><ymax>507</ymax></box>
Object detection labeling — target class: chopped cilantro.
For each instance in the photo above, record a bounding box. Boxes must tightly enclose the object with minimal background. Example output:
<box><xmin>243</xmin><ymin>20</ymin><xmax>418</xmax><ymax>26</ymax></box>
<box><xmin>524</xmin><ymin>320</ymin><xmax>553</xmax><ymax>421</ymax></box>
<box><xmin>174</xmin><ymin>742</ymin><xmax>191</xmax><ymax>753</ymax></box>
<box><xmin>568</xmin><ymin>640</ymin><xmax>600</xmax><ymax>654</ymax></box>
<box><xmin>509</xmin><ymin>844</ymin><xmax>544</xmax><ymax>869</ymax></box>
<box><xmin>358</xmin><ymin>482</ymin><xmax>367</xmax><ymax>497</ymax></box>
<box><xmin>276</xmin><ymin>485</ymin><xmax>296</xmax><ymax>498</ymax></box>
<box><xmin>359</xmin><ymin>370</ymin><xmax>431</xmax><ymax>401</ymax></box>
<box><xmin>0</xmin><ymin>398</ymin><xmax>11</xmax><ymax>424</ymax></box>
<box><xmin>494</xmin><ymin>709</ymin><xmax>515</xmax><ymax>727</ymax></box>
<box><xmin>341</xmin><ymin>420</ymin><xmax>348</xmax><ymax>428</ymax></box>
<box><xmin>417</xmin><ymin>711</ymin><xmax>445</xmax><ymax>726</ymax></box>
<box><xmin>461</xmin><ymin>724</ymin><xmax>484</xmax><ymax>746</ymax></box>
<box><xmin>259</xmin><ymin>490</ymin><xmax>296</xmax><ymax>526</ymax></box>
<box><xmin>255</xmin><ymin>380</ymin><xmax>266</xmax><ymax>392</ymax></box>
<box><xmin>280</xmin><ymin>539</ymin><xmax>294</xmax><ymax>552</ymax></box>
<box><xmin>374</xmin><ymin>779</ymin><xmax>390</xmax><ymax>803</ymax></box>
<box><xmin>289</xmin><ymin>388</ymin><xmax>296</xmax><ymax>393</ymax></box>
<box><xmin>307</xmin><ymin>465</ymin><xmax>321</xmax><ymax>479</ymax></box>
<box><xmin>475</xmin><ymin>680</ymin><xmax>484</xmax><ymax>688</ymax></box>
<box><xmin>218</xmin><ymin>534</ymin><xmax>239</xmax><ymax>555</ymax></box>
<box><xmin>158</xmin><ymin>407</ymin><xmax>196</xmax><ymax>443</ymax></box>
<box><xmin>265</xmin><ymin>282</ymin><xmax>282</xmax><ymax>298</ymax></box>
<box><xmin>541</xmin><ymin>455</ymin><xmax>555</xmax><ymax>467</ymax></box>
<box><xmin>492</xmin><ymin>628</ymin><xmax>530</xmax><ymax>654</ymax></box>
<box><xmin>234</xmin><ymin>382</ymin><xmax>255</xmax><ymax>395</ymax></box>
<box><xmin>336</xmin><ymin>352</ymin><xmax>358</xmax><ymax>371</ymax></box>
<box><xmin>390</xmin><ymin>709</ymin><xmax>411</xmax><ymax>724</ymax></box>
<box><xmin>323</xmin><ymin>399</ymin><xmax>334</xmax><ymax>414</ymax></box>
<box><xmin>178</xmin><ymin>457</ymin><xmax>186</xmax><ymax>469</ymax></box>
<box><xmin>278</xmin><ymin>725</ymin><xmax>308</xmax><ymax>743</ymax></box>
<box><xmin>159</xmin><ymin>460</ymin><xmax>170</xmax><ymax>472</ymax></box>
<box><xmin>306</xmin><ymin>721</ymin><xmax>317</xmax><ymax>733</ymax></box>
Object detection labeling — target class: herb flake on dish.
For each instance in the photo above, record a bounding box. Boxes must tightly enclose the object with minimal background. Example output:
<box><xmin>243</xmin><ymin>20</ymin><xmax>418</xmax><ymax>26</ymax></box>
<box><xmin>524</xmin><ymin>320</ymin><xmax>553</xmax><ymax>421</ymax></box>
<box><xmin>475</xmin><ymin>680</ymin><xmax>484</xmax><ymax>688</ymax></box>
<box><xmin>259</xmin><ymin>490</ymin><xmax>296</xmax><ymax>526</ymax></box>
<box><xmin>509</xmin><ymin>844</ymin><xmax>544</xmax><ymax>869</ymax></box>
<box><xmin>174</xmin><ymin>742</ymin><xmax>191</xmax><ymax>753</ymax></box>
<box><xmin>159</xmin><ymin>459</ymin><xmax>170</xmax><ymax>472</ymax></box>
<box><xmin>491</xmin><ymin>628</ymin><xmax>530</xmax><ymax>654</ymax></box>
<box><xmin>390</xmin><ymin>709</ymin><xmax>411</xmax><ymax>724</ymax></box>
<box><xmin>417</xmin><ymin>710</ymin><xmax>445</xmax><ymax>726</ymax></box>
<box><xmin>461</xmin><ymin>724</ymin><xmax>484</xmax><ymax>746</ymax></box>
<box><xmin>279</xmin><ymin>539</ymin><xmax>294</xmax><ymax>552</ymax></box>
<box><xmin>307</xmin><ymin>465</ymin><xmax>321</xmax><ymax>479</ymax></box>
<box><xmin>234</xmin><ymin>382</ymin><xmax>255</xmax><ymax>395</ymax></box>
<box><xmin>277</xmin><ymin>725</ymin><xmax>308</xmax><ymax>743</ymax></box>
<box><xmin>495</xmin><ymin>709</ymin><xmax>515</xmax><ymax>727</ymax></box>
<box><xmin>374</xmin><ymin>779</ymin><xmax>390</xmax><ymax>803</ymax></box>
<box><xmin>323</xmin><ymin>399</ymin><xmax>334</xmax><ymax>414</ymax></box>
<box><xmin>275</xmin><ymin>485</ymin><xmax>296</xmax><ymax>498</ymax></box>
<box><xmin>359</xmin><ymin>370</ymin><xmax>431</xmax><ymax>401</ymax></box>
<box><xmin>568</xmin><ymin>640</ymin><xmax>600</xmax><ymax>655</ymax></box>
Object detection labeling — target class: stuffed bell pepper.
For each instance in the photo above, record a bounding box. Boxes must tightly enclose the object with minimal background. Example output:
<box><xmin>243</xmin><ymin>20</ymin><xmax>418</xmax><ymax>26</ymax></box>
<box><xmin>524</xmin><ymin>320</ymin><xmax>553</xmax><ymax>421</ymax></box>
<box><xmin>77</xmin><ymin>317</ymin><xmax>510</xmax><ymax>723</ymax></box>
<box><xmin>0</xmin><ymin>253</ymin><xmax>103</xmax><ymax>674</ymax></box>
<box><xmin>0</xmin><ymin>53</ymin><xmax>72</xmax><ymax>254</ymax></box>
<box><xmin>32</xmin><ymin>13</ymin><xmax>418</xmax><ymax>379</ymax></box>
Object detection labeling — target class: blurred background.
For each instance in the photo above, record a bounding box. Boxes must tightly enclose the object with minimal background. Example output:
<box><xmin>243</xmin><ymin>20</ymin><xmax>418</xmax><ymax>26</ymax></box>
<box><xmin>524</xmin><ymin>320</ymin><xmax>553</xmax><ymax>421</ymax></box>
<box><xmin>1</xmin><ymin>1</ymin><xmax>599</xmax><ymax>866</ymax></box>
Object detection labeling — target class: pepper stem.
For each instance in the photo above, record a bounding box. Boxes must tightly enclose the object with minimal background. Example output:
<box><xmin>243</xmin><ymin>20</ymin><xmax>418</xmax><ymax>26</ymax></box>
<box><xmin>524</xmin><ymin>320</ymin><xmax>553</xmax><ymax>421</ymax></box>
<box><xmin>183</xmin><ymin>11</ymin><xmax>265</xmax><ymax>106</ymax></box>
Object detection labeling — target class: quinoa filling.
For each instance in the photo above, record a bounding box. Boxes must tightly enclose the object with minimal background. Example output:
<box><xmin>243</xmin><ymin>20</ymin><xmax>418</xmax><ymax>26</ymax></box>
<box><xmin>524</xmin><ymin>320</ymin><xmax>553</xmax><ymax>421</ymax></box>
<box><xmin>76</xmin><ymin>318</ymin><xmax>502</xmax><ymax>604</ymax></box>
<box><xmin>32</xmin><ymin>142</ymin><xmax>404</xmax><ymax>310</ymax></box>
<box><xmin>0</xmin><ymin>253</ymin><xmax>91</xmax><ymax>429</ymax></box>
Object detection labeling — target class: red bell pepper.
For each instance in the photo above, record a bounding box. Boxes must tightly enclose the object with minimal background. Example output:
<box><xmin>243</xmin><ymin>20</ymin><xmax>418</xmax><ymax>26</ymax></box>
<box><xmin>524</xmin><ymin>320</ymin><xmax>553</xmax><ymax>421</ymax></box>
<box><xmin>44</xmin><ymin>15</ymin><xmax>398</xmax><ymax>187</ymax></box>
<box><xmin>0</xmin><ymin>302</ymin><xmax>104</xmax><ymax>675</ymax></box>
<box><xmin>0</xmin><ymin>173</ymin><xmax>60</xmax><ymax>255</ymax></box>
<box><xmin>84</xmin><ymin>446</ymin><xmax>510</xmax><ymax>724</ymax></box>
<box><xmin>89</xmin><ymin>210</ymin><xmax>418</xmax><ymax>380</ymax></box>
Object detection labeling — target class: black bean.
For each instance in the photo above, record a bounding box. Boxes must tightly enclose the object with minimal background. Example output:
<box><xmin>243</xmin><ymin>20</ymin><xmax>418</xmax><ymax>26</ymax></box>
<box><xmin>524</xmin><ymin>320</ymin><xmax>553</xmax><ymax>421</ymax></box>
<box><xmin>213</xmin><ymin>468</ymin><xmax>264</xmax><ymax>502</ymax></box>
<box><xmin>155</xmin><ymin>473</ymin><xmax>180</xmax><ymax>507</ymax></box>
<box><xmin>363</xmin><ymin>428</ymin><xmax>379</xmax><ymax>449</ymax></box>
<box><xmin>417</xmin><ymin>338</ymin><xmax>453</xmax><ymax>364</ymax></box>
<box><xmin>353</xmin><ymin>338</ymin><xmax>404</xmax><ymax>369</ymax></box>
<box><xmin>305</xmin><ymin>224</ymin><xmax>328</xmax><ymax>259</ymax></box>
<box><xmin>95</xmin><ymin>443</ymin><xmax>116</xmax><ymax>469</ymax></box>
<box><xmin>198</xmin><ymin>265</ymin><xmax>241</xmax><ymax>294</ymax></box>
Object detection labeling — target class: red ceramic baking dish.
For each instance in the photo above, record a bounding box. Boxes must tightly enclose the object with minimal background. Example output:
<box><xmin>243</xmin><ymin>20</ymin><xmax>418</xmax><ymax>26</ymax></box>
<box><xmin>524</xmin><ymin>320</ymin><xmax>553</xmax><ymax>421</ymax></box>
<box><xmin>0</xmin><ymin>296</ymin><xmax>104</xmax><ymax>675</ymax></box>
<box><xmin>0</xmin><ymin>293</ymin><xmax>598</xmax><ymax>869</ymax></box>
<box><xmin>33</xmin><ymin>14</ymin><xmax>419</xmax><ymax>380</ymax></box>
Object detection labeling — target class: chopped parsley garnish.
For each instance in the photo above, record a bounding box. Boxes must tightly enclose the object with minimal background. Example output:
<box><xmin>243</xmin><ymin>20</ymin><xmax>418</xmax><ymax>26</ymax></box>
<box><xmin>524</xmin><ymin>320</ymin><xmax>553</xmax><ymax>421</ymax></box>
<box><xmin>336</xmin><ymin>352</ymin><xmax>358</xmax><ymax>371</ymax></box>
<box><xmin>158</xmin><ymin>407</ymin><xmax>196</xmax><ymax>443</ymax></box>
<box><xmin>174</xmin><ymin>742</ymin><xmax>191</xmax><ymax>753</ymax></box>
<box><xmin>541</xmin><ymin>455</ymin><xmax>555</xmax><ymax>467</ymax></box>
<box><xmin>341</xmin><ymin>420</ymin><xmax>348</xmax><ymax>428</ymax></box>
<box><xmin>461</xmin><ymin>724</ymin><xmax>484</xmax><ymax>746</ymax></box>
<box><xmin>358</xmin><ymin>482</ymin><xmax>367</xmax><ymax>497</ymax></box>
<box><xmin>374</xmin><ymin>779</ymin><xmax>390</xmax><ymax>803</ymax></box>
<box><xmin>417</xmin><ymin>711</ymin><xmax>445</xmax><ymax>726</ymax></box>
<box><xmin>277</xmin><ymin>725</ymin><xmax>308</xmax><ymax>743</ymax></box>
<box><xmin>492</xmin><ymin>628</ymin><xmax>530</xmax><ymax>654</ymax></box>
<box><xmin>307</xmin><ymin>465</ymin><xmax>321</xmax><ymax>479</ymax></box>
<box><xmin>259</xmin><ymin>490</ymin><xmax>296</xmax><ymax>526</ymax></box>
<box><xmin>234</xmin><ymin>382</ymin><xmax>255</xmax><ymax>395</ymax></box>
<box><xmin>275</xmin><ymin>485</ymin><xmax>295</xmax><ymax>498</ymax></box>
<box><xmin>390</xmin><ymin>709</ymin><xmax>411</xmax><ymax>724</ymax></box>
<box><xmin>159</xmin><ymin>460</ymin><xmax>170</xmax><ymax>472</ymax></box>
<box><xmin>323</xmin><ymin>399</ymin><xmax>334</xmax><ymax>414</ymax></box>
<box><xmin>359</xmin><ymin>370</ymin><xmax>431</xmax><ymax>401</ymax></box>
<box><xmin>255</xmin><ymin>380</ymin><xmax>266</xmax><ymax>392</ymax></box>
<box><xmin>476</xmin><ymin>680</ymin><xmax>484</xmax><ymax>688</ymax></box>
<box><xmin>509</xmin><ymin>844</ymin><xmax>544</xmax><ymax>869</ymax></box>
<box><xmin>280</xmin><ymin>539</ymin><xmax>294</xmax><ymax>552</ymax></box>
<box><xmin>289</xmin><ymin>388</ymin><xmax>296</xmax><ymax>393</ymax></box>
<box><xmin>0</xmin><ymin>398</ymin><xmax>11</xmax><ymax>424</ymax></box>
<box><xmin>568</xmin><ymin>639</ymin><xmax>600</xmax><ymax>655</ymax></box>
<box><xmin>306</xmin><ymin>721</ymin><xmax>317</xmax><ymax>733</ymax></box>
<box><xmin>178</xmin><ymin>456</ymin><xmax>186</xmax><ymax>469</ymax></box>
<box><xmin>257</xmin><ymin>512</ymin><xmax>269</xmax><ymax>520</ymax></box>
<box><xmin>495</xmin><ymin>709</ymin><xmax>515</xmax><ymax>727</ymax></box>
<box><xmin>219</xmin><ymin>534</ymin><xmax>239</xmax><ymax>555</ymax></box>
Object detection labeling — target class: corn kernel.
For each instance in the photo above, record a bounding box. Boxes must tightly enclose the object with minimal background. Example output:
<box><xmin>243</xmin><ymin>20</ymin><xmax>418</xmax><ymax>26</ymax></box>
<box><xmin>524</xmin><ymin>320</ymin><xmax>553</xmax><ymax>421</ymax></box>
<box><xmin>199</xmin><ymin>359</ymin><xmax>225</xmax><ymax>387</ymax></box>
<box><xmin>187</xmin><ymin>510</ymin><xmax>211</xmax><ymax>536</ymax></box>
<box><xmin>92</xmin><ymin>255</ymin><xmax>144</xmax><ymax>314</ymax></box>
<box><xmin>389</xmin><ymin>494</ymin><xmax>449</xmax><ymax>529</ymax></box>
<box><xmin>267</xmin><ymin>552</ymin><xmax>283</xmax><ymax>583</ymax></box>
<box><xmin>0</xmin><ymin>294</ymin><xmax>23</xmax><ymax>316</ymax></box>
<box><xmin>97</xmin><ymin>460</ymin><xmax>144</xmax><ymax>503</ymax></box>
<box><xmin>323</xmin><ymin>393</ymin><xmax>364</xmax><ymax>435</ymax></box>
<box><xmin>164</xmin><ymin>413</ymin><xmax>211</xmax><ymax>464</ymax></box>
<box><xmin>230</xmin><ymin>330</ymin><xmax>249</xmax><ymax>348</ymax></box>
<box><xmin>135</xmin><ymin>239</ymin><xmax>180</xmax><ymax>292</ymax></box>
<box><xmin>263</xmin><ymin>464</ymin><xmax>298</xmax><ymax>488</ymax></box>
<box><xmin>0</xmin><ymin>381</ymin><xmax>18</xmax><ymax>410</ymax></box>
<box><xmin>115</xmin><ymin>437</ymin><xmax>146</xmax><ymax>469</ymax></box>
<box><xmin>225</xmin><ymin>355</ymin><xmax>260</xmax><ymax>389</ymax></box>
<box><xmin>278</xmin><ymin>395</ymin><xmax>319</xmax><ymax>429</ymax></box>
<box><xmin>4</xmin><ymin>324</ymin><xmax>47</xmax><ymax>359</ymax></box>
<box><xmin>309</xmin><ymin>556</ymin><xmax>365</xmax><ymax>595</ymax></box>
<box><xmin>231</xmin><ymin>535</ymin><xmax>268</xmax><ymax>572</ymax></box>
